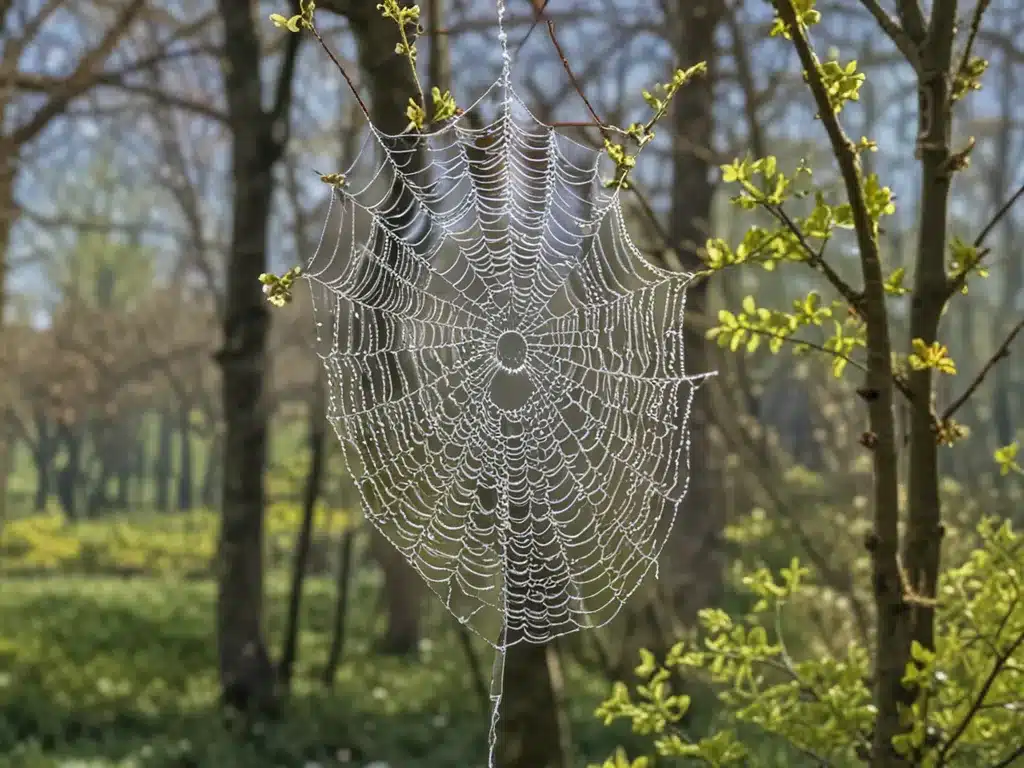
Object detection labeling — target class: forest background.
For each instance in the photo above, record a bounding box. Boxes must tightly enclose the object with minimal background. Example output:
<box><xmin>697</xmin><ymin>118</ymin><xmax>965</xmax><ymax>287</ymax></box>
<box><xmin>1</xmin><ymin>0</ymin><xmax>1023</xmax><ymax>766</ymax></box>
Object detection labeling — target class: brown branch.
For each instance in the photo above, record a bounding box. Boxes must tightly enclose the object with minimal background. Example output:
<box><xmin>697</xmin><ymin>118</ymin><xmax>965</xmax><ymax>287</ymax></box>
<box><xmin>514</xmin><ymin>0</ymin><xmax>550</xmax><ymax>55</ymax></box>
<box><xmin>945</xmin><ymin>180</ymin><xmax>1024</xmax><ymax>300</ymax></box>
<box><xmin>769</xmin><ymin>203</ymin><xmax>865</xmax><ymax>311</ymax></box>
<box><xmin>990</xmin><ymin>742</ymin><xmax>1024</xmax><ymax>768</ymax></box>
<box><xmin>894</xmin><ymin>0</ymin><xmax>927</xmax><ymax>44</ymax></box>
<box><xmin>532</xmin><ymin>1</ymin><xmax>609</xmax><ymax>142</ymax></box>
<box><xmin>857</xmin><ymin>0</ymin><xmax>921</xmax><ymax>70</ymax></box>
<box><xmin>953</xmin><ymin>0</ymin><xmax>992</xmax><ymax>93</ymax></box>
<box><xmin>941</xmin><ymin>317</ymin><xmax>1024</xmax><ymax>421</ymax></box>
<box><xmin>10</xmin><ymin>0</ymin><xmax>148</xmax><ymax>146</ymax></box>
<box><xmin>936</xmin><ymin>623</ymin><xmax>1024</xmax><ymax>765</ymax></box>
<box><xmin>975</xmin><ymin>179</ymin><xmax>1024</xmax><ymax>250</ymax></box>
<box><xmin>307</xmin><ymin>24</ymin><xmax>371</xmax><ymax>119</ymax></box>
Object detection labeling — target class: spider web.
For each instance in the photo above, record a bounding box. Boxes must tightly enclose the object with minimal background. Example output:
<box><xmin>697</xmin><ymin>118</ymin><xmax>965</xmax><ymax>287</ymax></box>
<box><xmin>302</xmin><ymin>1</ymin><xmax>714</xmax><ymax>760</ymax></box>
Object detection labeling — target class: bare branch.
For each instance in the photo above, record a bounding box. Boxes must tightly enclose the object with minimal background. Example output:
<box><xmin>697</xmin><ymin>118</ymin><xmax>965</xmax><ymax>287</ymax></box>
<box><xmin>941</xmin><ymin>317</ymin><xmax>1024</xmax><ymax>422</ymax></box>
<box><xmin>857</xmin><ymin>0</ymin><xmax>921</xmax><ymax>70</ymax></box>
<box><xmin>10</xmin><ymin>0</ymin><xmax>148</xmax><ymax>146</ymax></box>
<box><xmin>946</xmin><ymin>180</ymin><xmax>1024</xmax><ymax>299</ymax></box>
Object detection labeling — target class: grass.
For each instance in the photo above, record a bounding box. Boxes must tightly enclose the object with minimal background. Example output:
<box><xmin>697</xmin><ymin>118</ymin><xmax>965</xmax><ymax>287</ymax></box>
<box><xmin>0</xmin><ymin>573</ymin><xmax>501</xmax><ymax>767</ymax></box>
<box><xmin>0</xmin><ymin>512</ymin><xmax>638</xmax><ymax>768</ymax></box>
<box><xmin>0</xmin><ymin>508</ymin><xmax>817</xmax><ymax>767</ymax></box>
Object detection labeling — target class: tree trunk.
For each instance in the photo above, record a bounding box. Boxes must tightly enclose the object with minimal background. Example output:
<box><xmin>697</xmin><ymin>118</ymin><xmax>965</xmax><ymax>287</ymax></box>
<box><xmin>202</xmin><ymin>430</ymin><xmax>221</xmax><ymax>509</ymax></box>
<box><xmin>497</xmin><ymin>642</ymin><xmax>572</xmax><ymax>768</ymax></box>
<box><xmin>177</xmin><ymin>404</ymin><xmax>194</xmax><ymax>511</ymax></box>
<box><xmin>154</xmin><ymin>408</ymin><xmax>173</xmax><ymax>512</ymax></box>
<box><xmin>213</xmin><ymin>0</ymin><xmax>299</xmax><ymax>716</ymax></box>
<box><xmin>321</xmin><ymin>0</ymin><xmax>430</xmax><ymax>657</ymax></box>
<box><xmin>32</xmin><ymin>409</ymin><xmax>56</xmax><ymax>512</ymax></box>
<box><xmin>371</xmin><ymin>530</ymin><xmax>423</xmax><ymax>656</ymax></box>
<box><xmin>663</xmin><ymin>0</ymin><xmax>725</xmax><ymax>626</ymax></box>
<box><xmin>279</xmin><ymin>377</ymin><xmax>327</xmax><ymax>690</ymax></box>
<box><xmin>0</xmin><ymin>164</ymin><xmax>16</xmax><ymax>524</ymax></box>
<box><xmin>322</xmin><ymin>525</ymin><xmax>357</xmax><ymax>686</ymax></box>
<box><xmin>894</xmin><ymin>12</ymin><xmax>959</xmax><ymax>766</ymax></box>
<box><xmin>55</xmin><ymin>422</ymin><xmax>82</xmax><ymax>520</ymax></box>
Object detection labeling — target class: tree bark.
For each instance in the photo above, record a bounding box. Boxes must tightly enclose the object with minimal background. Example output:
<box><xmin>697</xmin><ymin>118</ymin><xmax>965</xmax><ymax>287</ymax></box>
<box><xmin>663</xmin><ymin>0</ymin><xmax>726</xmax><ymax>626</ymax></box>
<box><xmin>214</xmin><ymin>0</ymin><xmax>300</xmax><ymax>715</ymax></box>
<box><xmin>497</xmin><ymin>642</ymin><xmax>572</xmax><ymax>768</ymax></box>
<box><xmin>154</xmin><ymin>408</ymin><xmax>173</xmax><ymax>512</ymax></box>
<box><xmin>177</xmin><ymin>404</ymin><xmax>193</xmax><ymax>511</ymax></box>
<box><xmin>31</xmin><ymin>409</ymin><xmax>56</xmax><ymax>512</ymax></box>
<box><xmin>279</xmin><ymin>376</ymin><xmax>326</xmax><ymax>690</ymax></box>
<box><xmin>321</xmin><ymin>0</ymin><xmax>429</xmax><ymax>656</ymax></box>
<box><xmin>322</xmin><ymin>525</ymin><xmax>357</xmax><ymax>686</ymax></box>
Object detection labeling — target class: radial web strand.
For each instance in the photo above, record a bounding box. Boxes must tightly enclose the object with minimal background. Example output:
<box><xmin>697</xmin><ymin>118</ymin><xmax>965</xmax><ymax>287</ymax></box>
<box><xmin>302</xmin><ymin>2</ymin><xmax>715</xmax><ymax>761</ymax></box>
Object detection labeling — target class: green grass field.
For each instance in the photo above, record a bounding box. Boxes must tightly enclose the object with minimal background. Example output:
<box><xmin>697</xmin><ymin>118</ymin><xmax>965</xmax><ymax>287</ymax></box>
<box><xmin>0</xmin><ymin>509</ymin><xmax>642</xmax><ymax>767</ymax></box>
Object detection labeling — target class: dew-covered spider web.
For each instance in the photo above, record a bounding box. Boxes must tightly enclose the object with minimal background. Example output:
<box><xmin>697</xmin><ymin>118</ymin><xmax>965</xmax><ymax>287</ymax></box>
<box><xmin>301</xmin><ymin>1</ymin><xmax>714</xmax><ymax>762</ymax></box>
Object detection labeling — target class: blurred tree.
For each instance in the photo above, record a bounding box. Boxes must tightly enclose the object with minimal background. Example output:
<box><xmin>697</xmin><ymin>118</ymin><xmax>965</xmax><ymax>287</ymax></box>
<box><xmin>321</xmin><ymin>0</ymin><xmax>429</xmax><ymax>658</ymax></box>
<box><xmin>661</xmin><ymin>0</ymin><xmax>727</xmax><ymax>627</ymax></box>
<box><xmin>213</xmin><ymin>0</ymin><xmax>301</xmax><ymax>714</ymax></box>
<box><xmin>0</xmin><ymin>0</ymin><xmax>147</xmax><ymax>537</ymax></box>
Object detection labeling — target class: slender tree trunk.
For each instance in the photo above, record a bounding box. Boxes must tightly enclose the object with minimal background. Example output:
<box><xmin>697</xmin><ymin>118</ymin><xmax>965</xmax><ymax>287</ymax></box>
<box><xmin>902</xmin><ymin>0</ymin><xmax>958</xmax><ymax>682</ymax></box>
<box><xmin>154</xmin><ymin>408</ymin><xmax>173</xmax><ymax>512</ymax></box>
<box><xmin>202</xmin><ymin>430</ymin><xmax>221</xmax><ymax>509</ymax></box>
<box><xmin>32</xmin><ymin>410</ymin><xmax>56</xmax><ymax>512</ymax></box>
<box><xmin>55</xmin><ymin>422</ymin><xmax>82</xmax><ymax>520</ymax></box>
<box><xmin>0</xmin><ymin>157</ymin><xmax>16</xmax><ymax>524</ymax></box>
<box><xmin>213</xmin><ymin>0</ymin><xmax>299</xmax><ymax>715</ymax></box>
<box><xmin>322</xmin><ymin>525</ymin><xmax>356</xmax><ymax>686</ymax></box>
<box><xmin>991</xmin><ymin>56</ymin><xmax>1019</xmax><ymax>449</ymax></box>
<box><xmin>498</xmin><ymin>641</ymin><xmax>572</xmax><ymax>768</ymax></box>
<box><xmin>322</xmin><ymin>0</ymin><xmax>430</xmax><ymax>656</ymax></box>
<box><xmin>279</xmin><ymin>377</ymin><xmax>326</xmax><ymax>690</ymax></box>
<box><xmin>663</xmin><ymin>0</ymin><xmax>725</xmax><ymax>626</ymax></box>
<box><xmin>177</xmin><ymin>405</ymin><xmax>193</xmax><ymax>511</ymax></box>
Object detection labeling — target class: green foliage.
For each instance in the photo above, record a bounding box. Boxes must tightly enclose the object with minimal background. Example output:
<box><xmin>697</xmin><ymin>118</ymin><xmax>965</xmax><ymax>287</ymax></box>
<box><xmin>269</xmin><ymin>0</ymin><xmax>315</xmax><ymax>33</ymax></box>
<box><xmin>994</xmin><ymin>443</ymin><xmax>1022</xmax><ymax>476</ymax></box>
<box><xmin>0</xmin><ymin>535</ymin><xmax>633</xmax><ymax>765</ymax></box>
<box><xmin>0</xmin><ymin>574</ymin><xmax>485</xmax><ymax>767</ymax></box>
<box><xmin>0</xmin><ymin>506</ymin><xmax>352</xmax><ymax>577</ymax></box>
<box><xmin>258</xmin><ymin>266</ymin><xmax>303</xmax><ymax>308</ymax></box>
<box><xmin>768</xmin><ymin>0</ymin><xmax>820</xmax><ymax>37</ymax></box>
<box><xmin>605</xmin><ymin>64</ymin><xmax>707</xmax><ymax>189</ymax></box>
<box><xmin>592</xmin><ymin>519</ymin><xmax>1024</xmax><ymax>767</ymax></box>
<box><xmin>708</xmin><ymin>291</ymin><xmax>866</xmax><ymax>377</ymax></box>
<box><xmin>908</xmin><ymin>338</ymin><xmax>957</xmax><ymax>376</ymax></box>
<box><xmin>947</xmin><ymin>236</ymin><xmax>990</xmax><ymax>294</ymax></box>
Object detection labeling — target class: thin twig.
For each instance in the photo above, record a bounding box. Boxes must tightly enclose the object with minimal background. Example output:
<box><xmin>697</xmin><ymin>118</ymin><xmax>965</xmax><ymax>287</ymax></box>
<box><xmin>857</xmin><ymin>0</ymin><xmax>921</xmax><ymax>70</ymax></box>
<box><xmin>989</xmin><ymin>741</ymin><xmax>1024</xmax><ymax>768</ymax></box>
<box><xmin>941</xmin><ymin>317</ymin><xmax>1024</xmax><ymax>421</ymax></box>
<box><xmin>308</xmin><ymin>24</ymin><xmax>371</xmax><ymax>119</ymax></box>
<box><xmin>514</xmin><ymin>0</ymin><xmax>550</xmax><ymax>55</ymax></box>
<box><xmin>936</xmin><ymin>627</ymin><xmax>1024</xmax><ymax>765</ymax></box>
<box><xmin>974</xmin><ymin>180</ymin><xmax>1024</xmax><ymax>250</ymax></box>
<box><xmin>953</xmin><ymin>0</ymin><xmax>992</xmax><ymax>93</ymax></box>
<box><xmin>769</xmin><ymin>203</ymin><xmax>864</xmax><ymax>312</ymax></box>
<box><xmin>532</xmin><ymin>1</ymin><xmax>610</xmax><ymax>142</ymax></box>
<box><xmin>742</xmin><ymin>327</ymin><xmax>869</xmax><ymax>375</ymax></box>
<box><xmin>947</xmin><ymin>180</ymin><xmax>1024</xmax><ymax>299</ymax></box>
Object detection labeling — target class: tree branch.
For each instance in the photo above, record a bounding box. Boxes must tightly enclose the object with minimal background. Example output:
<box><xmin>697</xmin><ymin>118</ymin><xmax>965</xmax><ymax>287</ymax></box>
<box><xmin>857</xmin><ymin>0</ymin><xmax>921</xmax><ymax>70</ymax></box>
<box><xmin>945</xmin><ymin>180</ymin><xmax>1024</xmax><ymax>300</ymax></box>
<box><xmin>937</xmin><ymin>622</ymin><xmax>1024</xmax><ymax>765</ymax></box>
<box><xmin>894</xmin><ymin>0</ymin><xmax>927</xmax><ymax>44</ymax></box>
<box><xmin>989</xmin><ymin>742</ymin><xmax>1024</xmax><ymax>768</ymax></box>
<box><xmin>10</xmin><ymin>0</ymin><xmax>148</xmax><ymax>146</ymax></box>
<box><xmin>941</xmin><ymin>317</ymin><xmax>1024</xmax><ymax>422</ymax></box>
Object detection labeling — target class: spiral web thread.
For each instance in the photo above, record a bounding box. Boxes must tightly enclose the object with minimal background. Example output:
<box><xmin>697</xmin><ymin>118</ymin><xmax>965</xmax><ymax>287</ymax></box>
<box><xmin>303</xmin><ymin>3</ymin><xmax>714</xmax><ymax>762</ymax></box>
